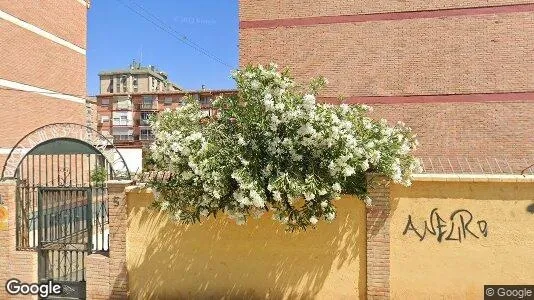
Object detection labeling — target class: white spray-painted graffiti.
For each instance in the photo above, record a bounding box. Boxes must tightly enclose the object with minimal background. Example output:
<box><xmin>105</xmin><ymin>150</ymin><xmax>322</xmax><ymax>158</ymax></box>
<box><xmin>403</xmin><ymin>208</ymin><xmax>488</xmax><ymax>242</ymax></box>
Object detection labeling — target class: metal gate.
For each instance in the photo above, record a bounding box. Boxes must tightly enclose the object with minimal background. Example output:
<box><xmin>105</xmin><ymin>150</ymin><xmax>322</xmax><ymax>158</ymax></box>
<box><xmin>0</xmin><ymin>126</ymin><xmax>131</xmax><ymax>300</ymax></box>
<box><xmin>38</xmin><ymin>188</ymin><xmax>92</xmax><ymax>299</ymax></box>
<box><xmin>15</xmin><ymin>148</ymin><xmax>112</xmax><ymax>300</ymax></box>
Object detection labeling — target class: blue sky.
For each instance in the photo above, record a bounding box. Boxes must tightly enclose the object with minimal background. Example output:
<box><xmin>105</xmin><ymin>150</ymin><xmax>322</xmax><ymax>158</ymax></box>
<box><xmin>87</xmin><ymin>0</ymin><xmax>239</xmax><ymax>95</ymax></box>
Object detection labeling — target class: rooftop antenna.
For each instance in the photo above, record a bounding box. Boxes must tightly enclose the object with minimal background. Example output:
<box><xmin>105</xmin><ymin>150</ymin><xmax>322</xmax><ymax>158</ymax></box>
<box><xmin>139</xmin><ymin>44</ymin><xmax>143</xmax><ymax>66</ymax></box>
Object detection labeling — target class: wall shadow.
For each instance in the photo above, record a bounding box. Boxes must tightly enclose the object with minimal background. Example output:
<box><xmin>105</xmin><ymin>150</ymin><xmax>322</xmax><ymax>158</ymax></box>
<box><xmin>126</xmin><ymin>192</ymin><xmax>366</xmax><ymax>299</ymax></box>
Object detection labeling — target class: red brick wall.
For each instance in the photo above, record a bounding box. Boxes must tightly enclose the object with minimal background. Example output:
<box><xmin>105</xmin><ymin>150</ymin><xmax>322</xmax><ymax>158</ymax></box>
<box><xmin>86</xmin><ymin>254</ymin><xmax>111</xmax><ymax>300</ymax></box>
<box><xmin>369</xmin><ymin>102</ymin><xmax>534</xmax><ymax>172</ymax></box>
<box><xmin>107</xmin><ymin>181</ymin><xmax>131</xmax><ymax>299</ymax></box>
<box><xmin>0</xmin><ymin>181</ymin><xmax>38</xmax><ymax>299</ymax></box>
<box><xmin>240</xmin><ymin>13</ymin><xmax>534</xmax><ymax>97</ymax></box>
<box><xmin>240</xmin><ymin>0</ymin><xmax>534</xmax><ymax>19</ymax></box>
<box><xmin>0</xmin><ymin>0</ymin><xmax>87</xmax><ymax>48</ymax></box>
<box><xmin>239</xmin><ymin>3</ymin><xmax>534</xmax><ymax>173</ymax></box>
<box><xmin>366</xmin><ymin>176</ymin><xmax>391</xmax><ymax>299</ymax></box>
<box><xmin>0</xmin><ymin>21</ymin><xmax>86</xmax><ymax>96</ymax></box>
<box><xmin>0</xmin><ymin>1</ymin><xmax>87</xmax><ymax>162</ymax></box>
<box><xmin>0</xmin><ymin>90</ymin><xmax>86</xmax><ymax>148</ymax></box>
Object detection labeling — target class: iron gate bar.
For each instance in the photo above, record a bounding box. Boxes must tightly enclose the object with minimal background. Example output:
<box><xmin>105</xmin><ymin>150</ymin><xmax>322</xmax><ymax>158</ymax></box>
<box><xmin>37</xmin><ymin>188</ymin><xmax>93</xmax><ymax>299</ymax></box>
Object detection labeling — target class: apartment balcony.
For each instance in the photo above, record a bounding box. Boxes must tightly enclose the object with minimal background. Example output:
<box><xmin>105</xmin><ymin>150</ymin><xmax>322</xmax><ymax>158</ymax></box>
<box><xmin>139</xmin><ymin>134</ymin><xmax>155</xmax><ymax>141</ymax></box>
<box><xmin>112</xmin><ymin>120</ymin><xmax>135</xmax><ymax>127</ymax></box>
<box><xmin>113</xmin><ymin>135</ymin><xmax>135</xmax><ymax>142</ymax></box>
<box><xmin>139</xmin><ymin>102</ymin><xmax>158</xmax><ymax>111</ymax></box>
<box><xmin>113</xmin><ymin>104</ymin><xmax>133</xmax><ymax>111</ymax></box>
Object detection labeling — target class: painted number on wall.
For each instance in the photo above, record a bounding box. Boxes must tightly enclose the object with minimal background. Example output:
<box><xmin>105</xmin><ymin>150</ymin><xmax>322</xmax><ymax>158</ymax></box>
<box><xmin>403</xmin><ymin>208</ymin><xmax>488</xmax><ymax>242</ymax></box>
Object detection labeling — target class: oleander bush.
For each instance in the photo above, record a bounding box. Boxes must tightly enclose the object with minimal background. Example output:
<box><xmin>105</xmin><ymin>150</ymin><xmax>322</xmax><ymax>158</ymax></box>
<box><xmin>148</xmin><ymin>64</ymin><xmax>421</xmax><ymax>230</ymax></box>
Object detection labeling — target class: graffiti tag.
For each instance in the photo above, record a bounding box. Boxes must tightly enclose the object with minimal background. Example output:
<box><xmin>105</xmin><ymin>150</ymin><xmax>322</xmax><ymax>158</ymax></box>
<box><xmin>403</xmin><ymin>208</ymin><xmax>488</xmax><ymax>243</ymax></box>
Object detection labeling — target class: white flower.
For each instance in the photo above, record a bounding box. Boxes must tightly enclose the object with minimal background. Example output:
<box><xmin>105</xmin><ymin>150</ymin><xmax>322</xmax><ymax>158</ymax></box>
<box><xmin>309</xmin><ymin>216</ymin><xmax>318</xmax><ymax>225</ymax></box>
<box><xmin>250</xmin><ymin>190</ymin><xmax>264</xmax><ymax>208</ymax></box>
<box><xmin>326</xmin><ymin>212</ymin><xmax>336</xmax><ymax>221</ymax></box>
<box><xmin>240</xmin><ymin>157</ymin><xmax>249</xmax><ymax>166</ymax></box>
<box><xmin>320</xmin><ymin>201</ymin><xmax>328</xmax><ymax>208</ymax></box>
<box><xmin>263</xmin><ymin>94</ymin><xmax>275</xmax><ymax>111</ymax></box>
<box><xmin>343</xmin><ymin>166</ymin><xmax>355</xmax><ymax>177</ymax></box>
<box><xmin>304</xmin><ymin>192</ymin><xmax>315</xmax><ymax>201</ymax></box>
<box><xmin>250</xmin><ymin>80</ymin><xmax>261</xmax><ymax>90</ymax></box>
<box><xmin>361</xmin><ymin>104</ymin><xmax>373</xmax><ymax>112</ymax></box>
<box><xmin>318</xmin><ymin>189</ymin><xmax>327</xmax><ymax>196</ymax></box>
<box><xmin>297</xmin><ymin>123</ymin><xmax>315</xmax><ymax>136</ymax></box>
<box><xmin>302</xmin><ymin>94</ymin><xmax>316</xmax><ymax>110</ymax></box>
<box><xmin>234</xmin><ymin>191</ymin><xmax>251</xmax><ymax>205</ymax></box>
<box><xmin>361</xmin><ymin>160</ymin><xmax>370</xmax><ymax>171</ymax></box>
<box><xmin>291</xmin><ymin>153</ymin><xmax>303</xmax><ymax>162</ymax></box>
<box><xmin>172</xmin><ymin>210</ymin><xmax>182</xmax><ymax>221</ymax></box>
<box><xmin>160</xmin><ymin>201</ymin><xmax>170</xmax><ymax>211</ymax></box>
<box><xmin>332</xmin><ymin>183</ymin><xmax>341</xmax><ymax>193</ymax></box>
<box><xmin>270</xmin><ymin>115</ymin><xmax>280</xmax><ymax>131</ymax></box>
<box><xmin>273</xmin><ymin>191</ymin><xmax>282</xmax><ymax>202</ymax></box>
<box><xmin>181</xmin><ymin>171</ymin><xmax>194</xmax><ymax>180</ymax></box>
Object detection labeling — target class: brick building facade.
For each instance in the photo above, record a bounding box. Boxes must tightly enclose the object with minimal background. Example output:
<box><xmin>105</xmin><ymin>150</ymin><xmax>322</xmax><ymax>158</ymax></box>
<box><xmin>239</xmin><ymin>1</ymin><xmax>534</xmax><ymax>173</ymax></box>
<box><xmin>0</xmin><ymin>0</ymin><xmax>90</xmax><ymax>170</ymax></box>
<box><xmin>96</xmin><ymin>89</ymin><xmax>236</xmax><ymax>148</ymax></box>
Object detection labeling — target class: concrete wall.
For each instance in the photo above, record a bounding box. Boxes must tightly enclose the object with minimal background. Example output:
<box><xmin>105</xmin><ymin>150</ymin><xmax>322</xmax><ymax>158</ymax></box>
<box><xmin>389</xmin><ymin>181</ymin><xmax>534</xmax><ymax>299</ymax></box>
<box><xmin>126</xmin><ymin>189</ymin><xmax>367</xmax><ymax>299</ymax></box>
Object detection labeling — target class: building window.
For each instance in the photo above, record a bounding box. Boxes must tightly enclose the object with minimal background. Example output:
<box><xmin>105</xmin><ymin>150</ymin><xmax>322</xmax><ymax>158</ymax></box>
<box><xmin>101</xmin><ymin>99</ymin><xmax>109</xmax><ymax>106</ymax></box>
<box><xmin>142</xmin><ymin>95</ymin><xmax>155</xmax><ymax>109</ymax></box>
<box><xmin>115</xmin><ymin>77</ymin><xmax>120</xmax><ymax>94</ymax></box>
<box><xmin>140</xmin><ymin>128</ymin><xmax>154</xmax><ymax>140</ymax></box>
<box><xmin>132</xmin><ymin>75</ymin><xmax>138</xmax><ymax>93</ymax></box>
<box><xmin>112</xmin><ymin>116</ymin><xmax>128</xmax><ymax>126</ymax></box>
<box><xmin>112</xmin><ymin>111</ymin><xmax>132</xmax><ymax>126</ymax></box>
<box><xmin>164</xmin><ymin>97</ymin><xmax>172</xmax><ymax>106</ymax></box>
<box><xmin>100</xmin><ymin>115</ymin><xmax>109</xmax><ymax>123</ymax></box>
<box><xmin>140</xmin><ymin>112</ymin><xmax>153</xmax><ymax>125</ymax></box>
<box><xmin>114</xmin><ymin>96</ymin><xmax>132</xmax><ymax>110</ymax></box>
<box><xmin>109</xmin><ymin>78</ymin><xmax>114</xmax><ymax>93</ymax></box>
<box><xmin>200</xmin><ymin>95</ymin><xmax>211</xmax><ymax>106</ymax></box>
<box><xmin>121</xmin><ymin>76</ymin><xmax>127</xmax><ymax>93</ymax></box>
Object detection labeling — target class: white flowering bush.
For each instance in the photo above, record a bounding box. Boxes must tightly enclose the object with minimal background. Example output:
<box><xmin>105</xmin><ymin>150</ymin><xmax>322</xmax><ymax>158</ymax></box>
<box><xmin>149</xmin><ymin>64</ymin><xmax>421</xmax><ymax>230</ymax></box>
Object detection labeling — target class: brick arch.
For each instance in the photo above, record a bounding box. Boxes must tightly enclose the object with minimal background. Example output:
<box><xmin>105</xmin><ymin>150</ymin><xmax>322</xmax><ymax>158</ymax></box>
<box><xmin>1</xmin><ymin>122</ymin><xmax>130</xmax><ymax>180</ymax></box>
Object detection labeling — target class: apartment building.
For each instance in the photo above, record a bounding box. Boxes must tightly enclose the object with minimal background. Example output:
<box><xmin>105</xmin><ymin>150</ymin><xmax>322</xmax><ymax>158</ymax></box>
<box><xmin>99</xmin><ymin>60</ymin><xmax>182</xmax><ymax>95</ymax></box>
<box><xmin>0</xmin><ymin>1</ymin><xmax>90</xmax><ymax>169</ymax></box>
<box><xmin>239</xmin><ymin>1</ymin><xmax>534</xmax><ymax>173</ymax></box>
<box><xmin>96</xmin><ymin>89</ymin><xmax>236</xmax><ymax>148</ymax></box>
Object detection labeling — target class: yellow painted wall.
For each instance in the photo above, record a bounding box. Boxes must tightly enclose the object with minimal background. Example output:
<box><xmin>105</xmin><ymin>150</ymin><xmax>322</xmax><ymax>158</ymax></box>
<box><xmin>126</xmin><ymin>189</ymin><xmax>366</xmax><ymax>299</ymax></box>
<box><xmin>390</xmin><ymin>181</ymin><xmax>534</xmax><ymax>299</ymax></box>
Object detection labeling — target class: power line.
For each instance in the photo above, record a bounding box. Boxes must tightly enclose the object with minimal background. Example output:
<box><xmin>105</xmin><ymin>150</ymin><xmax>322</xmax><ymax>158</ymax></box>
<box><xmin>115</xmin><ymin>0</ymin><xmax>234</xmax><ymax>69</ymax></box>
